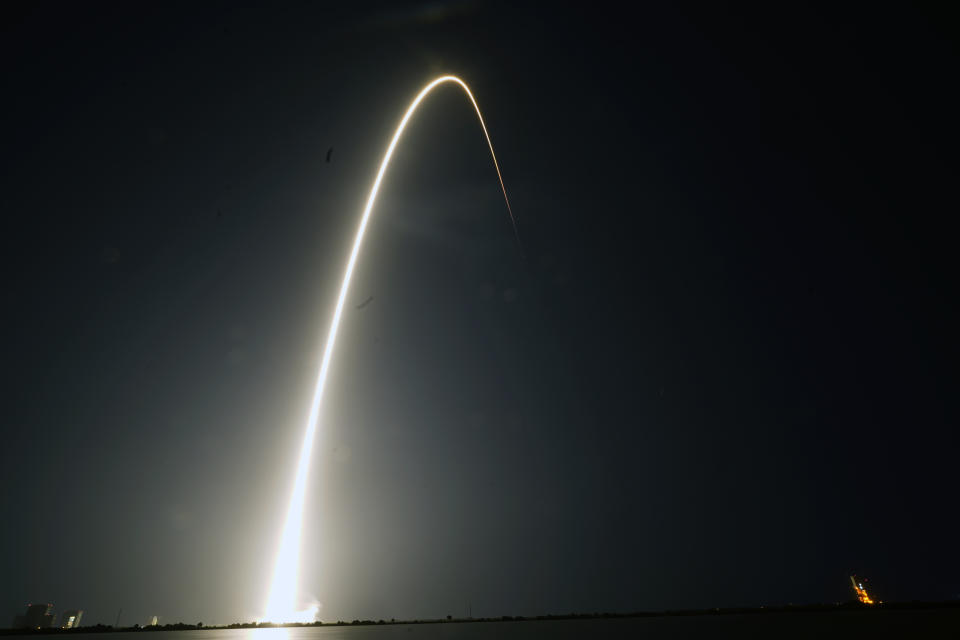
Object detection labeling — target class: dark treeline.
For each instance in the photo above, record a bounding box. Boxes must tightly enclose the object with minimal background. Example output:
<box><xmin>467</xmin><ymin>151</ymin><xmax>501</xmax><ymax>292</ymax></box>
<box><xmin>3</xmin><ymin>601</ymin><xmax>960</xmax><ymax>635</ymax></box>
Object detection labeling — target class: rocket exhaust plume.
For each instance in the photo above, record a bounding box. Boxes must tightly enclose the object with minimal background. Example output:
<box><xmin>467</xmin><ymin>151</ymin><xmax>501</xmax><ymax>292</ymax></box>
<box><xmin>262</xmin><ymin>75</ymin><xmax>518</xmax><ymax>623</ymax></box>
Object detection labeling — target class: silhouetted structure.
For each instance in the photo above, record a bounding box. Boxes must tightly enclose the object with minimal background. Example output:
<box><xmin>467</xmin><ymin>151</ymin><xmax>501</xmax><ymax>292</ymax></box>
<box><xmin>13</xmin><ymin>604</ymin><xmax>55</xmax><ymax>629</ymax></box>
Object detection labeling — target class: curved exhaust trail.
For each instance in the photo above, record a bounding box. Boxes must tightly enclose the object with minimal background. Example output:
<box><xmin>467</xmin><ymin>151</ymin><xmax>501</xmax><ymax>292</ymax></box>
<box><xmin>263</xmin><ymin>75</ymin><xmax>519</xmax><ymax>622</ymax></box>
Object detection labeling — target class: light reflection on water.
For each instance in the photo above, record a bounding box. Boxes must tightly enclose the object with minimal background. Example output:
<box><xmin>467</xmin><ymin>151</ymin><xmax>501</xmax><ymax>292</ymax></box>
<box><xmin>248</xmin><ymin>629</ymin><xmax>291</xmax><ymax>640</ymax></box>
<box><xmin>44</xmin><ymin>623</ymin><xmax>648</xmax><ymax>640</ymax></box>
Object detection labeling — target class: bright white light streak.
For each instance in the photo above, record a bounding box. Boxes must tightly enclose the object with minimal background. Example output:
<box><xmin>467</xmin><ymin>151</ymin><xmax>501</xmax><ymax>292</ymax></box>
<box><xmin>262</xmin><ymin>75</ymin><xmax>517</xmax><ymax>623</ymax></box>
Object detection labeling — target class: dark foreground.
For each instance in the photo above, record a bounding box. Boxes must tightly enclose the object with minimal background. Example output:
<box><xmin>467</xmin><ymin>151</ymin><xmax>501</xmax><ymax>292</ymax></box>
<box><xmin>4</xmin><ymin>604</ymin><xmax>960</xmax><ymax>639</ymax></box>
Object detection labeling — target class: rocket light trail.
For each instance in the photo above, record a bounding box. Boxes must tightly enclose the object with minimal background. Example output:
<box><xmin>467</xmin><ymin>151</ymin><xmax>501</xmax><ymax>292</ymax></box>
<box><xmin>262</xmin><ymin>75</ymin><xmax>518</xmax><ymax>623</ymax></box>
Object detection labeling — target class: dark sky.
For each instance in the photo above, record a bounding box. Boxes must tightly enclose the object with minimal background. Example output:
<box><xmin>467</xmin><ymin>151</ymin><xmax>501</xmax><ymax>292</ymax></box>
<box><xmin>3</xmin><ymin>1</ymin><xmax>958</xmax><ymax>627</ymax></box>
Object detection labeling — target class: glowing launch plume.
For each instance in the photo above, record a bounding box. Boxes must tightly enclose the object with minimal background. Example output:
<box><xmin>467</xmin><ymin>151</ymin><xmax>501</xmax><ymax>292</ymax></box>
<box><xmin>262</xmin><ymin>75</ymin><xmax>517</xmax><ymax>623</ymax></box>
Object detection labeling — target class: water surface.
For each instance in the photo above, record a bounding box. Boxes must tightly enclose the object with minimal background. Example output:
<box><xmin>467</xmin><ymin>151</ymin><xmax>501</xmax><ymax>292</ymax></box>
<box><xmin>35</xmin><ymin>612</ymin><xmax>960</xmax><ymax>640</ymax></box>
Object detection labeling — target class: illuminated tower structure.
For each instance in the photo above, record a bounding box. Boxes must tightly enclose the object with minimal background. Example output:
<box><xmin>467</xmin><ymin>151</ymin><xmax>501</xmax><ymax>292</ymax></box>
<box><xmin>60</xmin><ymin>610</ymin><xmax>83</xmax><ymax>629</ymax></box>
<box><xmin>850</xmin><ymin>575</ymin><xmax>875</xmax><ymax>604</ymax></box>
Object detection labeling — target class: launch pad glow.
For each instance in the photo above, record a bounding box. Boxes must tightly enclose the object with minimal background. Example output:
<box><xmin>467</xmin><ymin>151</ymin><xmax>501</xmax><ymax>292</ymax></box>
<box><xmin>262</xmin><ymin>76</ymin><xmax>517</xmax><ymax>623</ymax></box>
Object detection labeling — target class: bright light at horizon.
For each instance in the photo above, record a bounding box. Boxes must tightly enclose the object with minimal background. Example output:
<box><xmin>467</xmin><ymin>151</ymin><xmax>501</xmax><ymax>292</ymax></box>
<box><xmin>261</xmin><ymin>75</ymin><xmax>517</xmax><ymax>623</ymax></box>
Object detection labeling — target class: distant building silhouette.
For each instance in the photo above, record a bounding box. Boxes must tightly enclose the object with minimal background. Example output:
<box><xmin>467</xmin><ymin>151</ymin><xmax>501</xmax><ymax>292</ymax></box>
<box><xmin>150</xmin><ymin>616</ymin><xmax>158</xmax><ymax>626</ymax></box>
<box><xmin>60</xmin><ymin>609</ymin><xmax>83</xmax><ymax>629</ymax></box>
<box><xmin>13</xmin><ymin>603</ymin><xmax>55</xmax><ymax>629</ymax></box>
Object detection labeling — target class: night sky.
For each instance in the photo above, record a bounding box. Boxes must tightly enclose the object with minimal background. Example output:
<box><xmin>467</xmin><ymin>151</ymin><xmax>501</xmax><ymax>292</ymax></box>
<box><xmin>3</xmin><ymin>1</ymin><xmax>958</xmax><ymax>627</ymax></box>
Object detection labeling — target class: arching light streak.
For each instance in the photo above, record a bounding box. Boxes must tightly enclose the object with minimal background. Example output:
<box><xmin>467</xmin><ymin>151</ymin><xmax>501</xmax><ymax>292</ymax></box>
<box><xmin>262</xmin><ymin>75</ymin><xmax>518</xmax><ymax>623</ymax></box>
